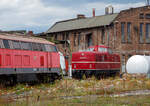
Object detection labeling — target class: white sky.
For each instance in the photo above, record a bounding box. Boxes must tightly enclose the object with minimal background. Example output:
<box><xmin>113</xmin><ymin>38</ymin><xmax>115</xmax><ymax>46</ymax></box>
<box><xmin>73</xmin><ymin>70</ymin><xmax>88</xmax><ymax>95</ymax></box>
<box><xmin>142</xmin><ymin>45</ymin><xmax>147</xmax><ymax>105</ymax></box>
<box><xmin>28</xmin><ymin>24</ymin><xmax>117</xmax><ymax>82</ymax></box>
<box><xmin>0</xmin><ymin>0</ymin><xmax>145</xmax><ymax>33</ymax></box>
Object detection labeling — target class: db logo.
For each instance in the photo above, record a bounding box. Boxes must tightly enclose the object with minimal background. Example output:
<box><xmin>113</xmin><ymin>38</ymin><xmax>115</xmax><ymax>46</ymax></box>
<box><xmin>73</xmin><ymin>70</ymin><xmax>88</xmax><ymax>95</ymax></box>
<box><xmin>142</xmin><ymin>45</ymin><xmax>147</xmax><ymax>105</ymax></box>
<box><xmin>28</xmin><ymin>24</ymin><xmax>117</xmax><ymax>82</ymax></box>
<box><xmin>34</xmin><ymin>56</ymin><xmax>37</xmax><ymax>60</ymax></box>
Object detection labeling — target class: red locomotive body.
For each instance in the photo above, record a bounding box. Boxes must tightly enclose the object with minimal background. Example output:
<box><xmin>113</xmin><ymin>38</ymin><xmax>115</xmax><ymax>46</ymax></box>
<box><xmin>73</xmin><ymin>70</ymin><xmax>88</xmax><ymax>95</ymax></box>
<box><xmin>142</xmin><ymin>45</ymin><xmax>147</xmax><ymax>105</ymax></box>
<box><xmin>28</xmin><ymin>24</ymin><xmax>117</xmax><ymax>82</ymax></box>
<box><xmin>72</xmin><ymin>45</ymin><xmax>120</xmax><ymax>78</ymax></box>
<box><xmin>0</xmin><ymin>34</ymin><xmax>60</xmax><ymax>83</ymax></box>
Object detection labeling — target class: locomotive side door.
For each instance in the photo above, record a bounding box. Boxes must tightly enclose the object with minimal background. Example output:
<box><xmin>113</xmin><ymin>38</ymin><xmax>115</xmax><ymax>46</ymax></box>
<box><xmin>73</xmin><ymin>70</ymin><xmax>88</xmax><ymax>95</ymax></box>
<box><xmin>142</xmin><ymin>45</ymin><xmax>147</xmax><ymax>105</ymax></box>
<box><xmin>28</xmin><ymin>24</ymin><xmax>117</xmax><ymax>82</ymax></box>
<box><xmin>47</xmin><ymin>44</ymin><xmax>60</xmax><ymax>70</ymax></box>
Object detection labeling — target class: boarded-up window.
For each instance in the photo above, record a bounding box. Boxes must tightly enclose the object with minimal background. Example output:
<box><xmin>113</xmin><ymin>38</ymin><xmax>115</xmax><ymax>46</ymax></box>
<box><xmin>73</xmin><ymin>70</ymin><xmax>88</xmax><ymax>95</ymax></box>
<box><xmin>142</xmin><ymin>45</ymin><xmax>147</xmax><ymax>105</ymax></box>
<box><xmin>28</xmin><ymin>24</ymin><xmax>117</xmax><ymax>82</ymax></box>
<box><xmin>23</xmin><ymin>55</ymin><xmax>30</xmax><ymax>66</ymax></box>
<box><xmin>14</xmin><ymin>55</ymin><xmax>22</xmax><ymax>66</ymax></box>
<box><xmin>5</xmin><ymin>55</ymin><xmax>11</xmax><ymax>66</ymax></box>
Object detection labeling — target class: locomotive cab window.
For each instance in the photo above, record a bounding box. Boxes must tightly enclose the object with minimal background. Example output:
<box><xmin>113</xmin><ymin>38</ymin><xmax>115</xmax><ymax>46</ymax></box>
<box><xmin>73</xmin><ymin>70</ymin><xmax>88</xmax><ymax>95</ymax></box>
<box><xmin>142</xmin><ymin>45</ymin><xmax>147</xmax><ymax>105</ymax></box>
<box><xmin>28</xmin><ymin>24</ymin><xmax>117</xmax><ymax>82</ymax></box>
<box><xmin>45</xmin><ymin>44</ymin><xmax>57</xmax><ymax>52</ymax></box>
<box><xmin>86</xmin><ymin>48</ymin><xmax>94</xmax><ymax>52</ymax></box>
<box><xmin>51</xmin><ymin>45</ymin><xmax>57</xmax><ymax>52</ymax></box>
<box><xmin>98</xmin><ymin>47</ymin><xmax>107</xmax><ymax>53</ymax></box>
<box><xmin>3</xmin><ymin>39</ymin><xmax>10</xmax><ymax>49</ymax></box>
<box><xmin>12</xmin><ymin>41</ymin><xmax>21</xmax><ymax>49</ymax></box>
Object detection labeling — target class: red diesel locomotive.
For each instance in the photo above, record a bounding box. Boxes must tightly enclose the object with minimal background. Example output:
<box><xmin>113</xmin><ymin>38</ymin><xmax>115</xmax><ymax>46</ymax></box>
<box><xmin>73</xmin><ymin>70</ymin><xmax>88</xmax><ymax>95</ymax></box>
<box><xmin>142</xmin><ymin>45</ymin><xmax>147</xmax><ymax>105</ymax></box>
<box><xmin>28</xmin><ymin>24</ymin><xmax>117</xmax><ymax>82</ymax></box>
<box><xmin>72</xmin><ymin>45</ymin><xmax>121</xmax><ymax>78</ymax></box>
<box><xmin>0</xmin><ymin>34</ymin><xmax>60</xmax><ymax>84</ymax></box>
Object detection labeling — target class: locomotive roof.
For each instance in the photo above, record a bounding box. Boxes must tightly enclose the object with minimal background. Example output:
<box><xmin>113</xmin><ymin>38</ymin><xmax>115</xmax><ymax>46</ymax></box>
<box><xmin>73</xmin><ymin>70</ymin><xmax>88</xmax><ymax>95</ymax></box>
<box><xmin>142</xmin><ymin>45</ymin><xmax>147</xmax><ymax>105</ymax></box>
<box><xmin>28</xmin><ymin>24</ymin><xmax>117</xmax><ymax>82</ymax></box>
<box><xmin>0</xmin><ymin>33</ymin><xmax>54</xmax><ymax>45</ymax></box>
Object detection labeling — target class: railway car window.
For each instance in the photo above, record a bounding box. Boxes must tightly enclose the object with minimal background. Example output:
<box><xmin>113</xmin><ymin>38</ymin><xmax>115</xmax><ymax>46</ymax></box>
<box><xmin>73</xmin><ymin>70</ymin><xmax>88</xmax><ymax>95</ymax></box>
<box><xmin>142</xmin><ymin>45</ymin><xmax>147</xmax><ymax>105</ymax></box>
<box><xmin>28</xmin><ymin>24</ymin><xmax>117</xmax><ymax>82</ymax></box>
<box><xmin>41</xmin><ymin>44</ymin><xmax>46</xmax><ymax>51</ymax></box>
<box><xmin>3</xmin><ymin>39</ymin><xmax>10</xmax><ymax>49</ymax></box>
<box><xmin>44</xmin><ymin>44</ymin><xmax>51</xmax><ymax>52</ymax></box>
<box><xmin>8</xmin><ymin>40</ymin><xmax>13</xmax><ymax>49</ymax></box>
<box><xmin>0</xmin><ymin>39</ymin><xmax>4</xmax><ymax>48</ymax></box>
<box><xmin>37</xmin><ymin>43</ymin><xmax>43</xmax><ymax>51</ymax></box>
<box><xmin>32</xmin><ymin>43</ymin><xmax>39</xmax><ymax>51</ymax></box>
<box><xmin>21</xmin><ymin>42</ymin><xmax>32</xmax><ymax>50</ymax></box>
<box><xmin>12</xmin><ymin>41</ymin><xmax>21</xmax><ymax>49</ymax></box>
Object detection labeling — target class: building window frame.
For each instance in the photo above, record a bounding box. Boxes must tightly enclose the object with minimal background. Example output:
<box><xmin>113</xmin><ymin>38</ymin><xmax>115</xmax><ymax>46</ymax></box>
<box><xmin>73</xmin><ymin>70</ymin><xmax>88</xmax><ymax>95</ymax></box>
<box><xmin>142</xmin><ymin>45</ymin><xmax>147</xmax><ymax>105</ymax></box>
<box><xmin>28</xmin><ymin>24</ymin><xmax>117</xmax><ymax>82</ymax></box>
<box><xmin>146</xmin><ymin>23</ymin><xmax>150</xmax><ymax>43</ymax></box>
<box><xmin>107</xmin><ymin>29</ymin><xmax>110</xmax><ymax>46</ymax></box>
<box><xmin>78</xmin><ymin>32</ymin><xmax>81</xmax><ymax>46</ymax></box>
<box><xmin>121</xmin><ymin>22</ymin><xmax>126</xmax><ymax>43</ymax></box>
<box><xmin>101</xmin><ymin>29</ymin><xmax>105</xmax><ymax>44</ymax></box>
<box><xmin>54</xmin><ymin>34</ymin><xmax>57</xmax><ymax>40</ymax></box>
<box><xmin>74</xmin><ymin>33</ymin><xmax>76</xmax><ymax>46</ymax></box>
<box><xmin>127</xmin><ymin>22</ymin><xmax>131</xmax><ymax>43</ymax></box>
<box><xmin>139</xmin><ymin>23</ymin><xmax>144</xmax><ymax>43</ymax></box>
<box><xmin>139</xmin><ymin>13</ymin><xmax>144</xmax><ymax>19</ymax></box>
<box><xmin>145</xmin><ymin>14</ymin><xmax>150</xmax><ymax>19</ymax></box>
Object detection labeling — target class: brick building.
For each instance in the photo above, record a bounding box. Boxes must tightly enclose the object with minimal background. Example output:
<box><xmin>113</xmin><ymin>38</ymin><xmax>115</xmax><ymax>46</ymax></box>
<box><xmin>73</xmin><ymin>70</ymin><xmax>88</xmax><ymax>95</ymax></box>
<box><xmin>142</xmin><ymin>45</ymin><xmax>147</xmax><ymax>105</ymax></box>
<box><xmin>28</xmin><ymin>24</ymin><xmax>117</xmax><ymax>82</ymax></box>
<box><xmin>46</xmin><ymin>6</ymin><xmax>150</xmax><ymax>72</ymax></box>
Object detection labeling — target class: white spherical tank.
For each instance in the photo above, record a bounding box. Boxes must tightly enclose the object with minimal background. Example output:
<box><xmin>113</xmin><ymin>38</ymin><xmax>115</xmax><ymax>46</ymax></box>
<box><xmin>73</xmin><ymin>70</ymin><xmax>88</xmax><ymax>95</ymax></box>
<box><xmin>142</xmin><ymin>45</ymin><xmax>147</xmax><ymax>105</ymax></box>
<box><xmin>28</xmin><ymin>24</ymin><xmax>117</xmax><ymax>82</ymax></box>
<box><xmin>126</xmin><ymin>55</ymin><xmax>150</xmax><ymax>74</ymax></box>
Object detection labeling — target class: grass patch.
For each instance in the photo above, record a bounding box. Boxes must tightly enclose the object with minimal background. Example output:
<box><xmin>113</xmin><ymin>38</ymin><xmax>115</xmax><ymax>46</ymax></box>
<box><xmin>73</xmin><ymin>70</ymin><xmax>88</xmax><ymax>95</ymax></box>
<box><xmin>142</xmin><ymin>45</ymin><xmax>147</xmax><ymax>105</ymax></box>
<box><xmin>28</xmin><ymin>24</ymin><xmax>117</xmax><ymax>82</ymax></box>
<box><xmin>0</xmin><ymin>74</ymin><xmax>150</xmax><ymax>105</ymax></box>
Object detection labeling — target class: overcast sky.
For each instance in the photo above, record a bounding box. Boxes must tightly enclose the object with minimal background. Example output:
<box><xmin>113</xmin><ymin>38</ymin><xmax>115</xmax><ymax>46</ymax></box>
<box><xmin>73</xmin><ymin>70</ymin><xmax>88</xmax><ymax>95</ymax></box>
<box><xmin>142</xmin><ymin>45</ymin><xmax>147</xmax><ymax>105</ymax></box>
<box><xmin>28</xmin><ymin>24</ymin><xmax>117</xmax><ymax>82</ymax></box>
<box><xmin>0</xmin><ymin>0</ymin><xmax>147</xmax><ymax>33</ymax></box>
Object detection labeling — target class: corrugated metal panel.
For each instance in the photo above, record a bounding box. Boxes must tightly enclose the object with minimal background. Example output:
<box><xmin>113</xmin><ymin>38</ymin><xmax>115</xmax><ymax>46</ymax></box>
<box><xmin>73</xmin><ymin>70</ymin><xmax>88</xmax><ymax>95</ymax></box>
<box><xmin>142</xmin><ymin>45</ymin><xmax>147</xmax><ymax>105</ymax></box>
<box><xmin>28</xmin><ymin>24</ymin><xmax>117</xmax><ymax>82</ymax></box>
<box><xmin>46</xmin><ymin>13</ymin><xmax>118</xmax><ymax>33</ymax></box>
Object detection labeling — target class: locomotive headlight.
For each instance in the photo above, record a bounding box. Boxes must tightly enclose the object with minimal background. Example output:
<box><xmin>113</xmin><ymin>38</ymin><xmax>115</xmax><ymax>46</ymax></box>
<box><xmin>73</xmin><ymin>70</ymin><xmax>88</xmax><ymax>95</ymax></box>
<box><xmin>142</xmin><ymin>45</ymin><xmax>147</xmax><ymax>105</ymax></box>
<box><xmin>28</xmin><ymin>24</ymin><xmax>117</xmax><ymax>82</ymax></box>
<box><xmin>74</xmin><ymin>64</ymin><xmax>76</xmax><ymax>68</ymax></box>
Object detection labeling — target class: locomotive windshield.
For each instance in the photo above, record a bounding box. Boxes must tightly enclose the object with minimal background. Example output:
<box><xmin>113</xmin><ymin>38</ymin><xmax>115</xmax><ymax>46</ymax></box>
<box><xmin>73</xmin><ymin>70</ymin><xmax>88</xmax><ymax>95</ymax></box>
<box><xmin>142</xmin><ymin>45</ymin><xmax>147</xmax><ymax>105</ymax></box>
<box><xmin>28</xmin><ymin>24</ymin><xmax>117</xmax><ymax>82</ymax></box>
<box><xmin>86</xmin><ymin>48</ymin><xmax>94</xmax><ymax>51</ymax></box>
<box><xmin>98</xmin><ymin>47</ymin><xmax>112</xmax><ymax>54</ymax></box>
<box><xmin>98</xmin><ymin>47</ymin><xmax>107</xmax><ymax>52</ymax></box>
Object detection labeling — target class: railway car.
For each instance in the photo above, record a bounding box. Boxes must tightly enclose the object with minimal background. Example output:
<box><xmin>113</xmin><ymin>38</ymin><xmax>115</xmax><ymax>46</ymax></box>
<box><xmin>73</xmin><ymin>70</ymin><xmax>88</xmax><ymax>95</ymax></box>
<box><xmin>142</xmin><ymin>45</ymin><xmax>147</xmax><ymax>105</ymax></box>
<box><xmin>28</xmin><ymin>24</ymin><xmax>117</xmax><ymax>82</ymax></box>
<box><xmin>72</xmin><ymin>45</ymin><xmax>121</xmax><ymax>78</ymax></box>
<box><xmin>0</xmin><ymin>34</ymin><xmax>61</xmax><ymax>84</ymax></box>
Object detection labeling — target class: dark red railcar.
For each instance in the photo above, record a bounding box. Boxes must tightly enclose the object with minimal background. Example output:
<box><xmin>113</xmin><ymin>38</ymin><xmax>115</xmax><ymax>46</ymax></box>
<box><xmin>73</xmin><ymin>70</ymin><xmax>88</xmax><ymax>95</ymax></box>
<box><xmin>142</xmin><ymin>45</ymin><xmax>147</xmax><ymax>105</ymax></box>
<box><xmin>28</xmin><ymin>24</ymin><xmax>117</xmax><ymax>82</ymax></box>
<box><xmin>72</xmin><ymin>45</ymin><xmax>120</xmax><ymax>78</ymax></box>
<box><xmin>0</xmin><ymin>34</ymin><xmax>60</xmax><ymax>83</ymax></box>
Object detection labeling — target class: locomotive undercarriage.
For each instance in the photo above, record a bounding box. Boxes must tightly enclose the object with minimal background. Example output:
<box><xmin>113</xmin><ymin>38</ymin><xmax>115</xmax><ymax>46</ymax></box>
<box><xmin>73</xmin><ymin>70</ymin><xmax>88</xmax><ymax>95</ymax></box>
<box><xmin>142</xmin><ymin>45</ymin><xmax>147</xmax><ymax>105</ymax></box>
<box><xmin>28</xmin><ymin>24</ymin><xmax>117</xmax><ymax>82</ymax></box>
<box><xmin>72</xmin><ymin>70</ymin><xmax>120</xmax><ymax>79</ymax></box>
<box><xmin>0</xmin><ymin>73</ymin><xmax>61</xmax><ymax>86</ymax></box>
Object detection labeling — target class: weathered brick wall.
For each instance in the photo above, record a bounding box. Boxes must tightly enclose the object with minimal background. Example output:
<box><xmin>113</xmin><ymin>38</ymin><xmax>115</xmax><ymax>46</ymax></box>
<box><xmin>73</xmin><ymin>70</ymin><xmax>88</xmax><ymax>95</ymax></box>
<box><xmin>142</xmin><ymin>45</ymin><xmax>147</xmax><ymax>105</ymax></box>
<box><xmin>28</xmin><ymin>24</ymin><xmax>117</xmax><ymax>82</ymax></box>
<box><xmin>49</xmin><ymin>6</ymin><xmax>150</xmax><ymax>72</ymax></box>
<box><xmin>114</xmin><ymin>6</ymin><xmax>150</xmax><ymax>61</ymax></box>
